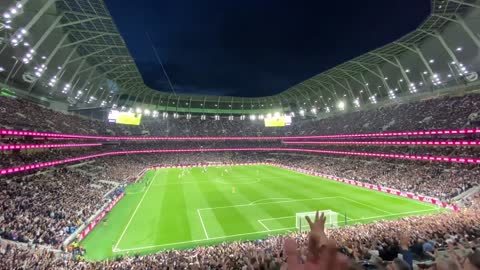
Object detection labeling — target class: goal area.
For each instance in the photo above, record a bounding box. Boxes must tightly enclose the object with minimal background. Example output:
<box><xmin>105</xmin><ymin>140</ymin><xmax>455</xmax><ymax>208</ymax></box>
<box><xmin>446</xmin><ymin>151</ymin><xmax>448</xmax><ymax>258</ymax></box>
<box><xmin>296</xmin><ymin>210</ymin><xmax>340</xmax><ymax>232</ymax></box>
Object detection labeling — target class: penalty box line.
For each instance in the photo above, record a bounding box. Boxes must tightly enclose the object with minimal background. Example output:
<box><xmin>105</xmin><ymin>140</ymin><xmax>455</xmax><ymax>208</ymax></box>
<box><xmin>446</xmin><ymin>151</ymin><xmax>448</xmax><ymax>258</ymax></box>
<box><xmin>114</xmin><ymin>208</ymin><xmax>441</xmax><ymax>253</ymax></box>
<box><xmin>258</xmin><ymin>208</ymin><xmax>439</xmax><ymax>227</ymax></box>
<box><xmin>197</xmin><ymin>197</ymin><xmax>339</xmax><ymax>237</ymax></box>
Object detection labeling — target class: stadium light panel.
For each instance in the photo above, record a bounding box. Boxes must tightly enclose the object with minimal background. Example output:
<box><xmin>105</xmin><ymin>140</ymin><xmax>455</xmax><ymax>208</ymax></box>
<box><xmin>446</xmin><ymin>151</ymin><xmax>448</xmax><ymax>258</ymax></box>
<box><xmin>456</xmin><ymin>47</ymin><xmax>462</xmax><ymax>52</ymax></box>
<box><xmin>337</xmin><ymin>101</ymin><xmax>345</xmax><ymax>111</ymax></box>
<box><xmin>353</xmin><ymin>98</ymin><xmax>360</xmax><ymax>108</ymax></box>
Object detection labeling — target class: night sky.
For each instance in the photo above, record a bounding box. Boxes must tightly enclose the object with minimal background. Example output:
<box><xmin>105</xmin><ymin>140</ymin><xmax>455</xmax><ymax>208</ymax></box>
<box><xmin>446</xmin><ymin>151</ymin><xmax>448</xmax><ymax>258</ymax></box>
<box><xmin>105</xmin><ymin>0</ymin><xmax>430</xmax><ymax>97</ymax></box>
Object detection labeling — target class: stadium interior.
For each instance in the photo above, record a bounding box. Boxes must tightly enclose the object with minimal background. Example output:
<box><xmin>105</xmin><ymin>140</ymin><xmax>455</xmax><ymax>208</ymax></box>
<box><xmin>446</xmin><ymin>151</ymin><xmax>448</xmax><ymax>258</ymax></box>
<box><xmin>0</xmin><ymin>0</ymin><xmax>480</xmax><ymax>269</ymax></box>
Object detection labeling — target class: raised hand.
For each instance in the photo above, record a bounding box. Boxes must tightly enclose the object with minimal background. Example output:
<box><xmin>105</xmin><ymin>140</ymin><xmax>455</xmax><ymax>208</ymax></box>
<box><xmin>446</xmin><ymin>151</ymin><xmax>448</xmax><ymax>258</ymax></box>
<box><xmin>305</xmin><ymin>211</ymin><xmax>328</xmax><ymax>256</ymax></box>
<box><xmin>283</xmin><ymin>211</ymin><xmax>350</xmax><ymax>270</ymax></box>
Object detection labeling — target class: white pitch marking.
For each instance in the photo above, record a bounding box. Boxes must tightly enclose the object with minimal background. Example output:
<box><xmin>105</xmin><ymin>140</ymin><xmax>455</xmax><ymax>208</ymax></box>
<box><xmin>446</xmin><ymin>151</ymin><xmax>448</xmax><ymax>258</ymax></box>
<box><xmin>113</xmin><ymin>208</ymin><xmax>440</xmax><ymax>253</ymax></box>
<box><xmin>249</xmin><ymin>198</ymin><xmax>294</xmax><ymax>205</ymax></box>
<box><xmin>198</xmin><ymin>197</ymin><xmax>339</xmax><ymax>211</ymax></box>
<box><xmin>197</xmin><ymin>209</ymin><xmax>210</xmax><ymax>239</ymax></box>
<box><xmin>114</xmin><ymin>226</ymin><xmax>296</xmax><ymax>253</ymax></box>
<box><xmin>258</xmin><ymin>208</ymin><xmax>437</xmax><ymax>223</ymax></box>
<box><xmin>113</xmin><ymin>170</ymin><xmax>158</xmax><ymax>251</ymax></box>
<box><xmin>257</xmin><ymin>220</ymin><xmax>271</xmax><ymax>231</ymax></box>
<box><xmin>340</xmin><ymin>197</ymin><xmax>393</xmax><ymax>214</ymax></box>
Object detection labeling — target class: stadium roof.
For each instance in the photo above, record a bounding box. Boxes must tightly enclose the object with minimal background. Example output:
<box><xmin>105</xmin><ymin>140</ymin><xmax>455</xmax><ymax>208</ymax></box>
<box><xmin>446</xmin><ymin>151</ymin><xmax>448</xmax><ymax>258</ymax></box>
<box><xmin>0</xmin><ymin>0</ymin><xmax>479</xmax><ymax>115</ymax></box>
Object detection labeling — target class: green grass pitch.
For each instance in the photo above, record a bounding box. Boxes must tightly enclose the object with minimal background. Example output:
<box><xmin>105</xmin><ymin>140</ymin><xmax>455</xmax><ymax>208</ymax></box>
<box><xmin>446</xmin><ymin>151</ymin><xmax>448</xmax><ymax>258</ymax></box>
<box><xmin>80</xmin><ymin>164</ymin><xmax>447</xmax><ymax>261</ymax></box>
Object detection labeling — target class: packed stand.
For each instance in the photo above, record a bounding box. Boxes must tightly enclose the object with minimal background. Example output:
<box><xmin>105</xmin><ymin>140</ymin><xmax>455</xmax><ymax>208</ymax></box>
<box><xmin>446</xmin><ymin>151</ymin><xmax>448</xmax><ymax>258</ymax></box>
<box><xmin>0</xmin><ymin>168</ymin><xmax>118</xmax><ymax>248</ymax></box>
<box><xmin>0</xmin><ymin>206</ymin><xmax>479</xmax><ymax>269</ymax></box>
<box><xmin>1</xmin><ymin>93</ymin><xmax>480</xmax><ymax>137</ymax></box>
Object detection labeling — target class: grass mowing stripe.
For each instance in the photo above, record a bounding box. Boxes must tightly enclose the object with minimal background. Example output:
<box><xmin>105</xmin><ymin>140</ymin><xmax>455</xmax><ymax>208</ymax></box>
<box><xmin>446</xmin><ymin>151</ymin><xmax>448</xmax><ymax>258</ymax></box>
<box><xmin>229</xmin><ymin>169</ymin><xmax>299</xmax><ymax>227</ymax></box>
<box><xmin>115</xmin><ymin>208</ymin><xmax>442</xmax><ymax>253</ymax></box>
<box><xmin>80</xmin><ymin>165</ymin><xmax>446</xmax><ymax>261</ymax></box>
<box><xmin>154</xmin><ymin>169</ymin><xmax>193</xmax><ymax>244</ymax></box>
<box><xmin>113</xmin><ymin>169</ymin><xmax>157</xmax><ymax>251</ymax></box>
<box><xmin>195</xmin><ymin>170</ymin><xmax>257</xmax><ymax>238</ymax></box>
<box><xmin>340</xmin><ymin>197</ymin><xmax>393</xmax><ymax>214</ymax></box>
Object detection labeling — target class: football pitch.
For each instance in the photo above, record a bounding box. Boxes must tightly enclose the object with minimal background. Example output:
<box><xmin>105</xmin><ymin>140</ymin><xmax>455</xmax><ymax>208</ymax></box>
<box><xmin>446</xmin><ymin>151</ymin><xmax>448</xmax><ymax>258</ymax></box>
<box><xmin>81</xmin><ymin>164</ymin><xmax>446</xmax><ymax>261</ymax></box>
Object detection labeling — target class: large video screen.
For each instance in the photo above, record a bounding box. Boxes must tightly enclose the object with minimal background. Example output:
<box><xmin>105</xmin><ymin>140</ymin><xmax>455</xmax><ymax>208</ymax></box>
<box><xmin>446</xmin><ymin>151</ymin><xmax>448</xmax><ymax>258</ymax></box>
<box><xmin>108</xmin><ymin>110</ymin><xmax>142</xmax><ymax>125</ymax></box>
<box><xmin>264</xmin><ymin>115</ymin><xmax>292</xmax><ymax>127</ymax></box>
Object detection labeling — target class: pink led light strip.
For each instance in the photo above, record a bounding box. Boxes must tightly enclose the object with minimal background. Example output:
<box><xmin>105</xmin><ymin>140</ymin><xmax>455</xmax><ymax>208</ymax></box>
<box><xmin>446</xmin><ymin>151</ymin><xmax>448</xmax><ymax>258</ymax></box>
<box><xmin>1</xmin><ymin>147</ymin><xmax>479</xmax><ymax>176</ymax></box>
<box><xmin>1</xmin><ymin>128</ymin><xmax>479</xmax><ymax>141</ymax></box>
<box><xmin>283</xmin><ymin>140</ymin><xmax>480</xmax><ymax>146</ymax></box>
<box><xmin>0</xmin><ymin>143</ymin><xmax>102</xmax><ymax>151</ymax></box>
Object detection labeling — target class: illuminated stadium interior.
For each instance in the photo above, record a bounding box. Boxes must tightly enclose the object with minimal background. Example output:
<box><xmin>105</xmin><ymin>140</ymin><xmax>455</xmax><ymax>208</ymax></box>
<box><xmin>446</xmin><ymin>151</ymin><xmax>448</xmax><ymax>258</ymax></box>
<box><xmin>0</xmin><ymin>0</ymin><xmax>480</xmax><ymax>269</ymax></box>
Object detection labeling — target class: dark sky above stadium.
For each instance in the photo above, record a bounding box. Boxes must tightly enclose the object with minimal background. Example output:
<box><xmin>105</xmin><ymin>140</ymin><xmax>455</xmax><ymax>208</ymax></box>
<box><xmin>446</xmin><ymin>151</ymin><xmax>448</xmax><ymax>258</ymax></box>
<box><xmin>105</xmin><ymin>0</ymin><xmax>430</xmax><ymax>97</ymax></box>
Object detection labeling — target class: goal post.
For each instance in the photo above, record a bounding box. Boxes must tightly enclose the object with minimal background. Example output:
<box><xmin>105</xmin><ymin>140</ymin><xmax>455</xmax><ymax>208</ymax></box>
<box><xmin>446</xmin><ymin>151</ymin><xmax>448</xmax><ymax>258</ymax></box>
<box><xmin>296</xmin><ymin>210</ymin><xmax>342</xmax><ymax>232</ymax></box>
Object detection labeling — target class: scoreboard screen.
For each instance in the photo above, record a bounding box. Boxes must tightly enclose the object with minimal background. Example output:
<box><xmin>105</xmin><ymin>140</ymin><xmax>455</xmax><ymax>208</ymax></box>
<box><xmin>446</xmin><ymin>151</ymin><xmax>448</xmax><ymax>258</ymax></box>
<box><xmin>108</xmin><ymin>110</ymin><xmax>142</xmax><ymax>125</ymax></box>
<box><xmin>264</xmin><ymin>115</ymin><xmax>292</xmax><ymax>127</ymax></box>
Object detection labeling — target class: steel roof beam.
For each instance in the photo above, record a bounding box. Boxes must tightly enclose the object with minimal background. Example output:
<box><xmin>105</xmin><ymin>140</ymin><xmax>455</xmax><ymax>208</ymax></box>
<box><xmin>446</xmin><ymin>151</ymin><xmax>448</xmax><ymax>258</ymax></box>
<box><xmin>325</xmin><ymin>75</ymin><xmax>354</xmax><ymax>99</ymax></box>
<box><xmin>434</xmin><ymin>14</ymin><xmax>480</xmax><ymax>48</ymax></box>
<box><xmin>67</xmin><ymin>46</ymin><xmax>115</xmax><ymax>64</ymax></box>
<box><xmin>56</xmin><ymin>16</ymin><xmax>107</xmax><ymax>28</ymax></box>
<box><xmin>22</xmin><ymin>0</ymin><xmax>56</xmax><ymax>33</ymax></box>
<box><xmin>448</xmin><ymin>0</ymin><xmax>480</xmax><ymax>9</ymax></box>
<box><xmin>61</xmin><ymin>33</ymin><xmax>113</xmax><ymax>48</ymax></box>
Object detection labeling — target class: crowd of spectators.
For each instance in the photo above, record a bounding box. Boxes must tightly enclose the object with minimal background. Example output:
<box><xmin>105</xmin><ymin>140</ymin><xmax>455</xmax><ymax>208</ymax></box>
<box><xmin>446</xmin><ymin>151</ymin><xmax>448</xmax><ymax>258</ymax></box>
<box><xmin>1</xmin><ymin>92</ymin><xmax>480</xmax><ymax>269</ymax></box>
<box><xmin>1</xmin><ymin>207</ymin><xmax>479</xmax><ymax>269</ymax></box>
<box><xmin>0</xmin><ymin>167</ymin><xmax>117</xmax><ymax>248</ymax></box>
<box><xmin>1</xmin><ymin>93</ymin><xmax>480</xmax><ymax>137</ymax></box>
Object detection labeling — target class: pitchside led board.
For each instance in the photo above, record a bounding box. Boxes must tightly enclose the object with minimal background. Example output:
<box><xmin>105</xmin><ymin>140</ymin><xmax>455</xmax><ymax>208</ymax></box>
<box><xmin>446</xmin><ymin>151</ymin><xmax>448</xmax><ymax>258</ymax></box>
<box><xmin>264</xmin><ymin>115</ymin><xmax>292</xmax><ymax>127</ymax></box>
<box><xmin>108</xmin><ymin>110</ymin><xmax>142</xmax><ymax>125</ymax></box>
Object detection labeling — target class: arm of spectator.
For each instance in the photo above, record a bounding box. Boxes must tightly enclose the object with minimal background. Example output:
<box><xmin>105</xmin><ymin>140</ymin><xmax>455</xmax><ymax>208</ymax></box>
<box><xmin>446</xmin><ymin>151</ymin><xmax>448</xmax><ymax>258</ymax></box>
<box><xmin>305</xmin><ymin>211</ymin><xmax>328</xmax><ymax>256</ymax></box>
<box><xmin>284</xmin><ymin>211</ymin><xmax>349</xmax><ymax>270</ymax></box>
<box><xmin>399</xmin><ymin>234</ymin><xmax>414</xmax><ymax>269</ymax></box>
<box><xmin>446</xmin><ymin>243</ymin><xmax>464</xmax><ymax>267</ymax></box>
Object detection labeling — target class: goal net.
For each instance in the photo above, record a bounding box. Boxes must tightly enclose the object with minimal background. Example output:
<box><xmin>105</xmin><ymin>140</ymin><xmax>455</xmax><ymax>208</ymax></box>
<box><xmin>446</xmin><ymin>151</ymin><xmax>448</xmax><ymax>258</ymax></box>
<box><xmin>296</xmin><ymin>210</ymin><xmax>339</xmax><ymax>232</ymax></box>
